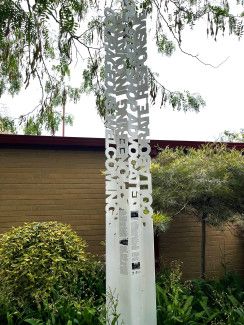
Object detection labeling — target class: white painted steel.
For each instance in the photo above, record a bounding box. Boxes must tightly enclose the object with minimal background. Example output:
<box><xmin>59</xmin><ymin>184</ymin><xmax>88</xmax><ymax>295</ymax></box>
<box><xmin>104</xmin><ymin>3</ymin><xmax>157</xmax><ymax>324</ymax></box>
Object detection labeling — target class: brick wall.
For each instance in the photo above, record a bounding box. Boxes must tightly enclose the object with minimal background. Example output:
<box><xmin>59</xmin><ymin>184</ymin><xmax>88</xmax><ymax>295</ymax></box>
<box><xmin>159</xmin><ymin>214</ymin><xmax>244</xmax><ymax>279</ymax></box>
<box><xmin>0</xmin><ymin>148</ymin><xmax>105</xmax><ymax>256</ymax></box>
<box><xmin>0</xmin><ymin>147</ymin><xmax>243</xmax><ymax>279</ymax></box>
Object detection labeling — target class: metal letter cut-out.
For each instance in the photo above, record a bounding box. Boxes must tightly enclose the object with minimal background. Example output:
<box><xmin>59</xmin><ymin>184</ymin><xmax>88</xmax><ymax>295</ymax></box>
<box><xmin>104</xmin><ymin>3</ymin><xmax>156</xmax><ymax>325</ymax></box>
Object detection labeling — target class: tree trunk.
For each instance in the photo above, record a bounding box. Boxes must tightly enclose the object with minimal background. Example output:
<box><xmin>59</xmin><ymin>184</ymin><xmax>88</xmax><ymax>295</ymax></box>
<box><xmin>154</xmin><ymin>231</ymin><xmax>160</xmax><ymax>273</ymax></box>
<box><xmin>62</xmin><ymin>102</ymin><xmax>65</xmax><ymax>137</ymax></box>
<box><xmin>200</xmin><ymin>212</ymin><xmax>207</xmax><ymax>279</ymax></box>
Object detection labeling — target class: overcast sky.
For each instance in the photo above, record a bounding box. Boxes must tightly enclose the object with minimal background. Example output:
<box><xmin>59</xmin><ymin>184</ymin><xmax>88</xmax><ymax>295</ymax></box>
<box><xmin>1</xmin><ymin>5</ymin><xmax>244</xmax><ymax>141</ymax></box>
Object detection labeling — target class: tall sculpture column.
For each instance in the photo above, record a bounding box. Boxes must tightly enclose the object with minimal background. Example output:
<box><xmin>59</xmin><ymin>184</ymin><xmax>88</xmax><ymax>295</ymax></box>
<box><xmin>104</xmin><ymin>3</ymin><xmax>157</xmax><ymax>324</ymax></box>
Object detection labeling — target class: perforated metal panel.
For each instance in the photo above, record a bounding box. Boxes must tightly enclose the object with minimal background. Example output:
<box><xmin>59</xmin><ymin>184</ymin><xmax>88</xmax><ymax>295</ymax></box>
<box><xmin>104</xmin><ymin>3</ymin><xmax>156</xmax><ymax>324</ymax></box>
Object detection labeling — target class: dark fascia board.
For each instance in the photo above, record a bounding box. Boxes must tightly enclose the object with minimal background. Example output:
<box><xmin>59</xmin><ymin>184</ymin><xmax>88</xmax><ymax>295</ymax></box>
<box><xmin>0</xmin><ymin>134</ymin><xmax>105</xmax><ymax>151</ymax></box>
<box><xmin>0</xmin><ymin>134</ymin><xmax>243</xmax><ymax>155</ymax></box>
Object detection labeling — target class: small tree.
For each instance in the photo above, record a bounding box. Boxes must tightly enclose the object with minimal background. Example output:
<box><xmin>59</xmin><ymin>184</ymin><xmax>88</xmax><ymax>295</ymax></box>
<box><xmin>151</xmin><ymin>145</ymin><xmax>244</xmax><ymax>279</ymax></box>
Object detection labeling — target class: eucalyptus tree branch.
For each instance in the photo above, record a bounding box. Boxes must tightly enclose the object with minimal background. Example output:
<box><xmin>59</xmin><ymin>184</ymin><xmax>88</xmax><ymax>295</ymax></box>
<box><xmin>173</xmin><ymin>202</ymin><xmax>190</xmax><ymax>217</ymax></box>
<box><xmin>70</xmin><ymin>34</ymin><xmax>102</xmax><ymax>51</ymax></box>
<box><xmin>148</xmin><ymin>68</ymin><xmax>205</xmax><ymax>112</ymax></box>
<box><xmin>87</xmin><ymin>47</ymin><xmax>103</xmax><ymax>94</ymax></box>
<box><xmin>77</xmin><ymin>24</ymin><xmax>100</xmax><ymax>39</ymax></box>
<box><xmin>13</xmin><ymin>104</ymin><xmax>42</xmax><ymax>122</ymax></box>
<box><xmin>49</xmin><ymin>10</ymin><xmax>60</xmax><ymax>24</ymax></box>
<box><xmin>148</xmin><ymin>69</ymin><xmax>173</xmax><ymax>95</ymax></box>
<box><xmin>167</xmin><ymin>0</ymin><xmax>208</xmax><ymax>19</ymax></box>
<box><xmin>72</xmin><ymin>39</ymin><xmax>85</xmax><ymax>63</ymax></box>
<box><xmin>36</xmin><ymin>70</ymin><xmax>45</xmax><ymax>107</ymax></box>
<box><xmin>26</xmin><ymin>0</ymin><xmax>32</xmax><ymax>17</ymax></box>
<box><xmin>153</xmin><ymin>0</ymin><xmax>230</xmax><ymax>68</ymax></box>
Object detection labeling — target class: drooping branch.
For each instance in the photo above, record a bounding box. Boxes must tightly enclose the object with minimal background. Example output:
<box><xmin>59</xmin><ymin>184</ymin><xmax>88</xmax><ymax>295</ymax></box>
<box><xmin>148</xmin><ymin>69</ymin><xmax>206</xmax><ymax>112</ymax></box>
<box><xmin>153</xmin><ymin>0</ymin><xmax>231</xmax><ymax>68</ymax></box>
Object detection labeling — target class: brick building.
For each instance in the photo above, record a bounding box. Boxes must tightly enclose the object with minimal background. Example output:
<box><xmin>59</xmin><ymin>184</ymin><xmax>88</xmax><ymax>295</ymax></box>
<box><xmin>0</xmin><ymin>135</ymin><xmax>243</xmax><ymax>279</ymax></box>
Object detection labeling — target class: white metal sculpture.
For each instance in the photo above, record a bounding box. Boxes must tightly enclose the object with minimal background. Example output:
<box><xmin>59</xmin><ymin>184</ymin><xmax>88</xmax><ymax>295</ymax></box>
<box><xmin>104</xmin><ymin>2</ymin><xmax>157</xmax><ymax>324</ymax></box>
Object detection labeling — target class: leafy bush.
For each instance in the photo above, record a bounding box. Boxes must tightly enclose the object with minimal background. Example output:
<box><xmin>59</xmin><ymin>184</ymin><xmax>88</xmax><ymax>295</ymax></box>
<box><xmin>156</xmin><ymin>262</ymin><xmax>244</xmax><ymax>325</ymax></box>
<box><xmin>0</xmin><ymin>222</ymin><xmax>88</xmax><ymax>309</ymax></box>
<box><xmin>156</xmin><ymin>261</ymin><xmax>200</xmax><ymax>325</ymax></box>
<box><xmin>189</xmin><ymin>273</ymin><xmax>244</xmax><ymax>325</ymax></box>
<box><xmin>0</xmin><ymin>298</ymin><xmax>107</xmax><ymax>325</ymax></box>
<box><xmin>0</xmin><ymin>222</ymin><xmax>107</xmax><ymax>324</ymax></box>
<box><xmin>75</xmin><ymin>254</ymin><xmax>105</xmax><ymax>303</ymax></box>
<box><xmin>25</xmin><ymin>297</ymin><xmax>106</xmax><ymax>325</ymax></box>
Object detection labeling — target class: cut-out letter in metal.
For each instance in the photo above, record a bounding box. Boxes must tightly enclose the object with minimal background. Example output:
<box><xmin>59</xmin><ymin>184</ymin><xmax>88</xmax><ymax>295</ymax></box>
<box><xmin>104</xmin><ymin>3</ymin><xmax>156</xmax><ymax>324</ymax></box>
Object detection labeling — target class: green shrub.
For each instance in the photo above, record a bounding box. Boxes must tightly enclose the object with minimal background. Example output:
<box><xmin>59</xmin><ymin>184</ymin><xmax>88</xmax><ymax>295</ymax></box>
<box><xmin>0</xmin><ymin>222</ymin><xmax>87</xmax><ymax>310</ymax></box>
<box><xmin>0</xmin><ymin>222</ymin><xmax>111</xmax><ymax>324</ymax></box>
<box><xmin>189</xmin><ymin>273</ymin><xmax>244</xmax><ymax>325</ymax></box>
<box><xmin>24</xmin><ymin>296</ymin><xmax>107</xmax><ymax>325</ymax></box>
<box><xmin>156</xmin><ymin>261</ymin><xmax>199</xmax><ymax>325</ymax></box>
<box><xmin>0</xmin><ymin>298</ymin><xmax>107</xmax><ymax>325</ymax></box>
<box><xmin>76</xmin><ymin>254</ymin><xmax>105</xmax><ymax>303</ymax></box>
<box><xmin>156</xmin><ymin>263</ymin><xmax>244</xmax><ymax>325</ymax></box>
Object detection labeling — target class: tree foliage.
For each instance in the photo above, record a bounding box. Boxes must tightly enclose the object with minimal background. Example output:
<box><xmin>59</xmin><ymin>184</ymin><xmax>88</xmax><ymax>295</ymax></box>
<box><xmin>219</xmin><ymin>129</ymin><xmax>244</xmax><ymax>142</ymax></box>
<box><xmin>0</xmin><ymin>0</ymin><xmax>243</xmax><ymax>134</ymax></box>
<box><xmin>151</xmin><ymin>145</ymin><xmax>244</xmax><ymax>225</ymax></box>
<box><xmin>0</xmin><ymin>115</ymin><xmax>16</xmax><ymax>134</ymax></box>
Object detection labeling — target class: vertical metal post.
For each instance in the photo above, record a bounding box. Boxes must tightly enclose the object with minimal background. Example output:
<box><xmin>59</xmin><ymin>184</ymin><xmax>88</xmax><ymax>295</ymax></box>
<box><xmin>104</xmin><ymin>3</ymin><xmax>156</xmax><ymax>324</ymax></box>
